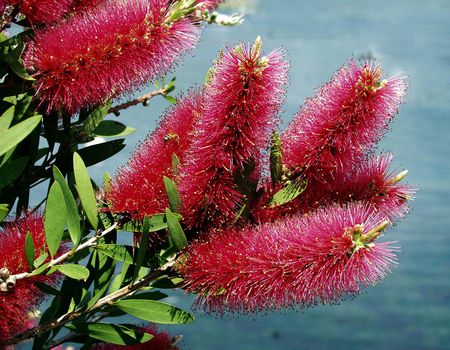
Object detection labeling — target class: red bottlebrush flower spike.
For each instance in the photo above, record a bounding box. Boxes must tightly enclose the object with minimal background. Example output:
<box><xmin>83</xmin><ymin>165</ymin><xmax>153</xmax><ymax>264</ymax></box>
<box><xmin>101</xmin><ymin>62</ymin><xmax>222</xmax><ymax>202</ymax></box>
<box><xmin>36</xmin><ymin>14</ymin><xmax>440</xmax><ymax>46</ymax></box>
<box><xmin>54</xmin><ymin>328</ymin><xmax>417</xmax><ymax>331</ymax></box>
<box><xmin>91</xmin><ymin>325</ymin><xmax>180</xmax><ymax>350</ymax></box>
<box><xmin>314</xmin><ymin>154</ymin><xmax>415</xmax><ymax>221</ymax></box>
<box><xmin>282</xmin><ymin>61</ymin><xmax>406</xmax><ymax>180</ymax></box>
<box><xmin>11</xmin><ymin>0</ymin><xmax>72</xmax><ymax>24</ymax></box>
<box><xmin>180</xmin><ymin>203</ymin><xmax>397</xmax><ymax>313</ymax></box>
<box><xmin>0</xmin><ymin>213</ymin><xmax>57</xmax><ymax>341</ymax></box>
<box><xmin>106</xmin><ymin>91</ymin><xmax>203</xmax><ymax>220</ymax></box>
<box><xmin>24</xmin><ymin>0</ymin><xmax>201</xmax><ymax>115</ymax></box>
<box><xmin>178</xmin><ymin>37</ymin><xmax>288</xmax><ymax>230</ymax></box>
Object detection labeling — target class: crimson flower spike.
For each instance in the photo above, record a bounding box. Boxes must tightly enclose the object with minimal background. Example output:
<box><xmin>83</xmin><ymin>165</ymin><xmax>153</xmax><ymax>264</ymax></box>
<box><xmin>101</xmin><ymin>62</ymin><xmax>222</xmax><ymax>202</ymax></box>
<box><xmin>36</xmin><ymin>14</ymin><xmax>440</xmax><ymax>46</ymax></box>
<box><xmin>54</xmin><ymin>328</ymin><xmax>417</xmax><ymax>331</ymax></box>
<box><xmin>105</xmin><ymin>91</ymin><xmax>203</xmax><ymax>220</ymax></box>
<box><xmin>282</xmin><ymin>60</ymin><xmax>407</xmax><ymax>181</ymax></box>
<box><xmin>8</xmin><ymin>0</ymin><xmax>72</xmax><ymax>24</ymax></box>
<box><xmin>299</xmin><ymin>153</ymin><xmax>415</xmax><ymax>221</ymax></box>
<box><xmin>179</xmin><ymin>203</ymin><xmax>398</xmax><ymax>314</ymax></box>
<box><xmin>178</xmin><ymin>37</ymin><xmax>288</xmax><ymax>230</ymax></box>
<box><xmin>24</xmin><ymin>0</ymin><xmax>201</xmax><ymax>115</ymax></box>
<box><xmin>0</xmin><ymin>213</ymin><xmax>58</xmax><ymax>341</ymax></box>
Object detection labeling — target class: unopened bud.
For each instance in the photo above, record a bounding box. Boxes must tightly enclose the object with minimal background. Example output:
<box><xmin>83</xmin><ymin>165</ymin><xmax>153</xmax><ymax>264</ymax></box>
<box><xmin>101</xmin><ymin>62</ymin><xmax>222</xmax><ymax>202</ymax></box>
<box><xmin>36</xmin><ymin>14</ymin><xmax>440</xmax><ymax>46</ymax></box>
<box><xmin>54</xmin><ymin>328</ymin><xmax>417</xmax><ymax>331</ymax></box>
<box><xmin>388</xmin><ymin>170</ymin><xmax>408</xmax><ymax>184</ymax></box>
<box><xmin>5</xmin><ymin>276</ymin><xmax>16</xmax><ymax>290</ymax></box>
<box><xmin>362</xmin><ymin>220</ymin><xmax>391</xmax><ymax>244</ymax></box>
<box><xmin>0</xmin><ymin>267</ymin><xmax>10</xmax><ymax>280</ymax></box>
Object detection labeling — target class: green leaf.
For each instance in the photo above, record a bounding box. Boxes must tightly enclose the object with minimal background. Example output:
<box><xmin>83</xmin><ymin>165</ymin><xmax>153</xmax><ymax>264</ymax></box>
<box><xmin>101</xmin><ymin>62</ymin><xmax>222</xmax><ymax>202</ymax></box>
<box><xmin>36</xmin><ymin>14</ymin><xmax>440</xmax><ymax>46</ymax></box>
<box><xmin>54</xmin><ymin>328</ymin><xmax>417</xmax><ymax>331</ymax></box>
<box><xmin>73</xmin><ymin>152</ymin><xmax>98</xmax><ymax>230</ymax></box>
<box><xmin>94</xmin><ymin>244</ymin><xmax>134</xmax><ymax>265</ymax></box>
<box><xmin>103</xmin><ymin>171</ymin><xmax>112</xmax><ymax>187</ymax></box>
<box><xmin>27</xmin><ymin>262</ymin><xmax>50</xmax><ymax>277</ymax></box>
<box><xmin>24</xmin><ymin>231</ymin><xmax>35</xmax><ymax>271</ymax></box>
<box><xmin>113</xmin><ymin>299</ymin><xmax>194</xmax><ymax>324</ymax></box>
<box><xmin>0</xmin><ymin>156</ymin><xmax>28</xmax><ymax>189</ymax></box>
<box><xmin>66</xmin><ymin>323</ymin><xmax>152</xmax><ymax>345</ymax></box>
<box><xmin>53</xmin><ymin>166</ymin><xmax>81</xmax><ymax>246</ymax></box>
<box><xmin>0</xmin><ymin>115</ymin><xmax>42</xmax><ymax>157</ymax></box>
<box><xmin>132</xmin><ymin>217</ymin><xmax>150</xmax><ymax>282</ymax></box>
<box><xmin>165</xmin><ymin>208</ymin><xmax>187</xmax><ymax>251</ymax></box>
<box><xmin>0</xmin><ymin>204</ymin><xmax>8</xmax><ymax>222</ymax></box>
<box><xmin>55</xmin><ymin>264</ymin><xmax>90</xmax><ymax>281</ymax></box>
<box><xmin>34</xmin><ymin>281</ymin><xmax>60</xmax><ymax>295</ymax></box>
<box><xmin>163</xmin><ymin>95</ymin><xmax>177</xmax><ymax>104</ymax></box>
<box><xmin>151</xmin><ymin>276</ymin><xmax>183</xmax><ymax>289</ymax></box>
<box><xmin>77</xmin><ymin>139</ymin><xmax>125</xmax><ymax>167</ymax></box>
<box><xmin>172</xmin><ymin>153</ymin><xmax>181</xmax><ymax>176</ymax></box>
<box><xmin>0</xmin><ymin>106</ymin><xmax>15</xmax><ymax>132</ymax></box>
<box><xmin>108</xmin><ymin>263</ymin><xmax>130</xmax><ymax>294</ymax></box>
<box><xmin>93</xmin><ymin>120</ymin><xmax>136</xmax><ymax>137</ymax></box>
<box><xmin>2</xmin><ymin>52</ymin><xmax>35</xmax><ymax>81</ymax></box>
<box><xmin>33</xmin><ymin>252</ymin><xmax>49</xmax><ymax>268</ymax></box>
<box><xmin>15</xmin><ymin>94</ymin><xmax>33</xmax><ymax>120</ymax></box>
<box><xmin>81</xmin><ymin>101</ymin><xmax>112</xmax><ymax>134</ymax></box>
<box><xmin>119</xmin><ymin>213</ymin><xmax>169</xmax><ymax>233</ymax></box>
<box><xmin>268</xmin><ymin>178</ymin><xmax>308</xmax><ymax>207</ymax></box>
<box><xmin>163</xmin><ymin>176</ymin><xmax>181</xmax><ymax>213</ymax></box>
<box><xmin>45</xmin><ymin>181</ymin><xmax>66</xmax><ymax>257</ymax></box>
<box><xmin>127</xmin><ymin>291</ymin><xmax>168</xmax><ymax>301</ymax></box>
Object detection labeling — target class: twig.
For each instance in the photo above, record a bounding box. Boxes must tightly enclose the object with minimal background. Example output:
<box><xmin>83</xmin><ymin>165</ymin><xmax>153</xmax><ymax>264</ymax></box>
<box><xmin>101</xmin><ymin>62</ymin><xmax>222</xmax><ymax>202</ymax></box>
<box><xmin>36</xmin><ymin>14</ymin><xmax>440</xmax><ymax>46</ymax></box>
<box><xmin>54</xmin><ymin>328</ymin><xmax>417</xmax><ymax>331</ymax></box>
<box><xmin>11</xmin><ymin>222</ymin><xmax>119</xmax><ymax>281</ymax></box>
<box><xmin>108</xmin><ymin>88</ymin><xmax>168</xmax><ymax>116</ymax></box>
<box><xmin>3</xmin><ymin>259</ymin><xmax>176</xmax><ymax>346</ymax></box>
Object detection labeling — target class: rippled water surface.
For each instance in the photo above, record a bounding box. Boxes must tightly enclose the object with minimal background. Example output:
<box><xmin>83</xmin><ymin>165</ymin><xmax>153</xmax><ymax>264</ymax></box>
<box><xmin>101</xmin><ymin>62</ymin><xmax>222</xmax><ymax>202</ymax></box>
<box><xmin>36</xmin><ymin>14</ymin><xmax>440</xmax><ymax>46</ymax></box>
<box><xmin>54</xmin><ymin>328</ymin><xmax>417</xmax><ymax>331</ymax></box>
<box><xmin>31</xmin><ymin>0</ymin><xmax>450</xmax><ymax>349</ymax></box>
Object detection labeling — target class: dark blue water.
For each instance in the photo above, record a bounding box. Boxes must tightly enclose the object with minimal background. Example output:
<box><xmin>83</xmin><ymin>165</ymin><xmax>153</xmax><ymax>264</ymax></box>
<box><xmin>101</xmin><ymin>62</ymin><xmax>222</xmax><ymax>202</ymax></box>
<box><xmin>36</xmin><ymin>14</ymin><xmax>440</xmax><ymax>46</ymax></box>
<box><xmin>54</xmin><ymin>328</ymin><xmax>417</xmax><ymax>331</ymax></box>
<box><xmin>65</xmin><ymin>0</ymin><xmax>450</xmax><ymax>349</ymax></box>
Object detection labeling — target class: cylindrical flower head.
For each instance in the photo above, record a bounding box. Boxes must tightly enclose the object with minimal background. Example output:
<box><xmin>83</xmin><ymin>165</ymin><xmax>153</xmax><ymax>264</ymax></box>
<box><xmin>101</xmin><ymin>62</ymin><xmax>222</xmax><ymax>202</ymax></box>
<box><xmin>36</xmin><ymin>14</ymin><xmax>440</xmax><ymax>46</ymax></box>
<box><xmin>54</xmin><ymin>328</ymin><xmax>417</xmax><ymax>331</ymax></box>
<box><xmin>11</xmin><ymin>0</ymin><xmax>72</xmax><ymax>24</ymax></box>
<box><xmin>24</xmin><ymin>0</ymin><xmax>201</xmax><ymax>115</ymax></box>
<box><xmin>92</xmin><ymin>325</ymin><xmax>180</xmax><ymax>350</ymax></box>
<box><xmin>180</xmin><ymin>203</ymin><xmax>397</xmax><ymax>313</ymax></box>
<box><xmin>252</xmin><ymin>154</ymin><xmax>414</xmax><ymax>224</ymax></box>
<box><xmin>178</xmin><ymin>38</ymin><xmax>288</xmax><ymax>229</ymax></box>
<box><xmin>0</xmin><ymin>213</ymin><xmax>57</xmax><ymax>341</ymax></box>
<box><xmin>282</xmin><ymin>61</ymin><xmax>406</xmax><ymax>180</ymax></box>
<box><xmin>302</xmin><ymin>154</ymin><xmax>415</xmax><ymax>221</ymax></box>
<box><xmin>105</xmin><ymin>91</ymin><xmax>203</xmax><ymax>220</ymax></box>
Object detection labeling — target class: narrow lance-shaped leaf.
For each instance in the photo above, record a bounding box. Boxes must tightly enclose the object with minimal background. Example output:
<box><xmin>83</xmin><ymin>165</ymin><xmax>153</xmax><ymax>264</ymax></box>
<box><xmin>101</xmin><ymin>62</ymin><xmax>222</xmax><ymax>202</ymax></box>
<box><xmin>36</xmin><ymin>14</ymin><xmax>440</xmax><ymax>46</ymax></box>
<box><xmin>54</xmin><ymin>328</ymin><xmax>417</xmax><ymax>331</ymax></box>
<box><xmin>66</xmin><ymin>323</ymin><xmax>152</xmax><ymax>345</ymax></box>
<box><xmin>45</xmin><ymin>181</ymin><xmax>66</xmax><ymax>257</ymax></box>
<box><xmin>0</xmin><ymin>106</ymin><xmax>15</xmax><ymax>132</ymax></box>
<box><xmin>113</xmin><ymin>299</ymin><xmax>194</xmax><ymax>324</ymax></box>
<box><xmin>82</xmin><ymin>101</ymin><xmax>112</xmax><ymax>134</ymax></box>
<box><xmin>0</xmin><ymin>115</ymin><xmax>42</xmax><ymax>157</ymax></box>
<box><xmin>73</xmin><ymin>152</ymin><xmax>98</xmax><ymax>230</ymax></box>
<box><xmin>165</xmin><ymin>208</ymin><xmax>187</xmax><ymax>251</ymax></box>
<box><xmin>53</xmin><ymin>166</ymin><xmax>81</xmax><ymax>246</ymax></box>
<box><xmin>94</xmin><ymin>244</ymin><xmax>134</xmax><ymax>265</ymax></box>
<box><xmin>54</xmin><ymin>264</ymin><xmax>90</xmax><ymax>281</ymax></box>
<box><xmin>93</xmin><ymin>120</ymin><xmax>136</xmax><ymax>137</ymax></box>
<box><xmin>163</xmin><ymin>176</ymin><xmax>182</xmax><ymax>213</ymax></box>
<box><xmin>24</xmin><ymin>231</ymin><xmax>35</xmax><ymax>271</ymax></box>
<box><xmin>133</xmin><ymin>216</ymin><xmax>150</xmax><ymax>282</ymax></box>
<box><xmin>268</xmin><ymin>178</ymin><xmax>308</xmax><ymax>207</ymax></box>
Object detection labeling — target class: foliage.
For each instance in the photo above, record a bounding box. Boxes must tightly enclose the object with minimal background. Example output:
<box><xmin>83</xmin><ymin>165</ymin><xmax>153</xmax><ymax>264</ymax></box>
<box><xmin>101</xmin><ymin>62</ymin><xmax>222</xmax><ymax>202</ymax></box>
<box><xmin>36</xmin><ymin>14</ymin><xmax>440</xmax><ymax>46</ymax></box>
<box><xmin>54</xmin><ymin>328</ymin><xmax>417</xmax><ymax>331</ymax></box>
<box><xmin>0</xmin><ymin>1</ymin><xmax>414</xmax><ymax>349</ymax></box>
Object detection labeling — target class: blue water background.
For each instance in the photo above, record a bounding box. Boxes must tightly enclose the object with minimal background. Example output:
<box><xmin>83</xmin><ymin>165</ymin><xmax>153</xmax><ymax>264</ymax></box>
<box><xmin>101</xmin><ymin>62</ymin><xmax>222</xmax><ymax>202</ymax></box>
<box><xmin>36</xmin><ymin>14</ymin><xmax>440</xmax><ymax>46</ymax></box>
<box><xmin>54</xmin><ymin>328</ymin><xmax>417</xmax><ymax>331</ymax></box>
<box><xmin>45</xmin><ymin>0</ymin><xmax>450</xmax><ymax>349</ymax></box>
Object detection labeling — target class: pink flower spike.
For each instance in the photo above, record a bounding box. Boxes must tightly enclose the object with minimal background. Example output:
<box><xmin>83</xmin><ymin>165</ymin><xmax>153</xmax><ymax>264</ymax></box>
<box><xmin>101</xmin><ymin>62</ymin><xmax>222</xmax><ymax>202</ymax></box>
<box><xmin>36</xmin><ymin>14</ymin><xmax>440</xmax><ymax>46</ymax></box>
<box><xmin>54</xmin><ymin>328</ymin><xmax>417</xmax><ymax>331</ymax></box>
<box><xmin>178</xmin><ymin>37</ymin><xmax>288</xmax><ymax>230</ymax></box>
<box><xmin>0</xmin><ymin>213</ymin><xmax>59</xmax><ymax>342</ymax></box>
<box><xmin>180</xmin><ymin>203</ymin><xmax>398</xmax><ymax>314</ymax></box>
<box><xmin>282</xmin><ymin>60</ymin><xmax>407</xmax><ymax>180</ymax></box>
<box><xmin>321</xmin><ymin>154</ymin><xmax>415</xmax><ymax>221</ymax></box>
<box><xmin>12</xmin><ymin>0</ymin><xmax>72</xmax><ymax>24</ymax></box>
<box><xmin>106</xmin><ymin>91</ymin><xmax>203</xmax><ymax>220</ymax></box>
<box><xmin>24</xmin><ymin>0</ymin><xmax>201</xmax><ymax>115</ymax></box>
<box><xmin>195</xmin><ymin>0</ymin><xmax>224</xmax><ymax>11</ymax></box>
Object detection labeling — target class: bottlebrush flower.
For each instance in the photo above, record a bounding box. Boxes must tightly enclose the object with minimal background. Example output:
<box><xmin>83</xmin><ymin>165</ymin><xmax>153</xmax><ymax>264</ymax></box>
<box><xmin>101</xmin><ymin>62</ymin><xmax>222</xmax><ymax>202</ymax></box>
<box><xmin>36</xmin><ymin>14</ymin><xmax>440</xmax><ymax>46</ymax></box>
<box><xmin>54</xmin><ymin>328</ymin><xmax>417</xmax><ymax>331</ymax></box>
<box><xmin>298</xmin><ymin>154</ymin><xmax>414</xmax><ymax>220</ymax></box>
<box><xmin>92</xmin><ymin>325</ymin><xmax>180</xmax><ymax>350</ymax></box>
<box><xmin>282</xmin><ymin>61</ymin><xmax>406</xmax><ymax>180</ymax></box>
<box><xmin>24</xmin><ymin>0</ymin><xmax>201</xmax><ymax>115</ymax></box>
<box><xmin>180</xmin><ymin>203</ymin><xmax>398</xmax><ymax>313</ymax></box>
<box><xmin>9</xmin><ymin>0</ymin><xmax>72</xmax><ymax>24</ymax></box>
<box><xmin>105</xmin><ymin>91</ymin><xmax>203</xmax><ymax>220</ymax></box>
<box><xmin>178</xmin><ymin>38</ymin><xmax>288</xmax><ymax>230</ymax></box>
<box><xmin>254</xmin><ymin>154</ymin><xmax>414</xmax><ymax>223</ymax></box>
<box><xmin>0</xmin><ymin>213</ymin><xmax>57</xmax><ymax>342</ymax></box>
